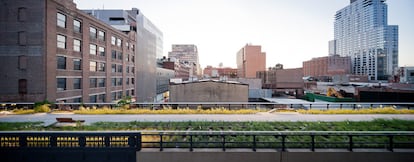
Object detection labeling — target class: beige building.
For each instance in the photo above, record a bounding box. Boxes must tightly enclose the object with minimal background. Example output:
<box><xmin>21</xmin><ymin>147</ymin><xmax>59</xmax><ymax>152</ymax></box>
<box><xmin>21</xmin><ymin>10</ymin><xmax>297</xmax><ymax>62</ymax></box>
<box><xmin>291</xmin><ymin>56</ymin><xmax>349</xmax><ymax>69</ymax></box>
<box><xmin>236</xmin><ymin>44</ymin><xmax>266</xmax><ymax>78</ymax></box>
<box><xmin>169</xmin><ymin>80</ymin><xmax>248</xmax><ymax>102</ymax></box>
<box><xmin>168</xmin><ymin>44</ymin><xmax>201</xmax><ymax>77</ymax></box>
<box><xmin>0</xmin><ymin>0</ymin><xmax>136</xmax><ymax>102</ymax></box>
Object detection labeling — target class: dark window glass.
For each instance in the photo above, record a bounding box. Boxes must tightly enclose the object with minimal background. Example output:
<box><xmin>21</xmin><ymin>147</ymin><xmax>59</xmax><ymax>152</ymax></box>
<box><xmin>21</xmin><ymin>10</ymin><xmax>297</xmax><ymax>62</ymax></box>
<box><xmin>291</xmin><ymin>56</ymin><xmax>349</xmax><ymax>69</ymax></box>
<box><xmin>73</xmin><ymin>78</ymin><xmax>81</xmax><ymax>89</ymax></box>
<box><xmin>73</xmin><ymin>58</ymin><xmax>81</xmax><ymax>70</ymax></box>
<box><xmin>57</xmin><ymin>56</ymin><xmax>66</xmax><ymax>69</ymax></box>
<box><xmin>57</xmin><ymin>78</ymin><xmax>66</xmax><ymax>91</ymax></box>
<box><xmin>18</xmin><ymin>79</ymin><xmax>27</xmax><ymax>94</ymax></box>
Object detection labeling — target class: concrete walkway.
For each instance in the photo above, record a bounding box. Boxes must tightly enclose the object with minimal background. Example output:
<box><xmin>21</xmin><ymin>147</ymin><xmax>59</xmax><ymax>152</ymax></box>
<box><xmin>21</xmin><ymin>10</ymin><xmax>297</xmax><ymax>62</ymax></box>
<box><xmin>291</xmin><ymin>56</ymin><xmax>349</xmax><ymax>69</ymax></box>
<box><xmin>1</xmin><ymin>113</ymin><xmax>413</xmax><ymax>125</ymax></box>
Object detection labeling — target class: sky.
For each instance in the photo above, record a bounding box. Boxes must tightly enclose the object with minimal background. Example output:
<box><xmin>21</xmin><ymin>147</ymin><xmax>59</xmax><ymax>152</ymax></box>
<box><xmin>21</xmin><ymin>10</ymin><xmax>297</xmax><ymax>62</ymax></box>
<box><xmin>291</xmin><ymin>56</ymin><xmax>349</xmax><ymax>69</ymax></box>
<box><xmin>73</xmin><ymin>0</ymin><xmax>414</xmax><ymax>69</ymax></box>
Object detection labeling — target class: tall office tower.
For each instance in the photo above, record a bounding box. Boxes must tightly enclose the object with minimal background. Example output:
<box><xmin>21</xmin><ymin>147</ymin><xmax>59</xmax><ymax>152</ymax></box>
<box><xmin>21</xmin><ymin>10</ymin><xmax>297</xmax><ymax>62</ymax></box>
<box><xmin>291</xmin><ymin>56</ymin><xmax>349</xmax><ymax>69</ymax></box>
<box><xmin>236</xmin><ymin>44</ymin><xmax>266</xmax><ymax>78</ymax></box>
<box><xmin>0</xmin><ymin>0</ymin><xmax>136</xmax><ymax>102</ymax></box>
<box><xmin>330</xmin><ymin>0</ymin><xmax>398</xmax><ymax>81</ymax></box>
<box><xmin>84</xmin><ymin>8</ymin><xmax>163</xmax><ymax>102</ymax></box>
<box><xmin>168</xmin><ymin>44</ymin><xmax>201</xmax><ymax>78</ymax></box>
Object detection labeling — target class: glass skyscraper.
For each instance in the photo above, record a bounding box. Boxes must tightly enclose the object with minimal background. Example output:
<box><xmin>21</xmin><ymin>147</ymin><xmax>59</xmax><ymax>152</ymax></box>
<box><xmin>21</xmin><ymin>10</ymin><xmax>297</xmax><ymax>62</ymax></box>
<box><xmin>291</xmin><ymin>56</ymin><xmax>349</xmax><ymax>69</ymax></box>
<box><xmin>330</xmin><ymin>0</ymin><xmax>398</xmax><ymax>81</ymax></box>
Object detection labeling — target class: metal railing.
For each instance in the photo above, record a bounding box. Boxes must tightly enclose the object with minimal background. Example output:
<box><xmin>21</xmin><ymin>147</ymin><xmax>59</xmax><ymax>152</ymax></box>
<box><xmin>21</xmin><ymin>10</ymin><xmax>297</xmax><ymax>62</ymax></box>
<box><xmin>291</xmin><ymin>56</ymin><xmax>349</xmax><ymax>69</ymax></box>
<box><xmin>0</xmin><ymin>131</ymin><xmax>141</xmax><ymax>150</ymax></box>
<box><xmin>1</xmin><ymin>131</ymin><xmax>414</xmax><ymax>152</ymax></box>
<box><xmin>1</xmin><ymin>102</ymin><xmax>414</xmax><ymax>110</ymax></box>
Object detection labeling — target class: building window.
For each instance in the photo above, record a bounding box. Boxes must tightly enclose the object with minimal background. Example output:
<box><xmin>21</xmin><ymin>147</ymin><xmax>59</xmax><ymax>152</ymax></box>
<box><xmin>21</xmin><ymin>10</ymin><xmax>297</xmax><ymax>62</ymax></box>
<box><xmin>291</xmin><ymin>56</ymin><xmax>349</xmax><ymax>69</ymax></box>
<box><xmin>111</xmin><ymin>92</ymin><xmax>116</xmax><ymax>101</ymax></box>
<box><xmin>74</xmin><ymin>19</ymin><xmax>81</xmax><ymax>33</ymax></box>
<box><xmin>18</xmin><ymin>7</ymin><xmax>27</xmax><ymax>22</ymax></box>
<box><xmin>111</xmin><ymin>64</ymin><xmax>116</xmax><ymax>73</ymax></box>
<box><xmin>57</xmin><ymin>12</ymin><xmax>66</xmax><ymax>28</ymax></box>
<box><xmin>117</xmin><ymin>65</ymin><xmax>123</xmax><ymax>73</ymax></box>
<box><xmin>74</xmin><ymin>39</ymin><xmax>81</xmax><ymax>52</ymax></box>
<box><xmin>57</xmin><ymin>78</ymin><xmax>66</xmax><ymax>91</ymax></box>
<box><xmin>90</xmin><ymin>78</ymin><xmax>97</xmax><ymax>88</ymax></box>
<box><xmin>131</xmin><ymin>78</ymin><xmax>135</xmax><ymax>84</ymax></box>
<box><xmin>98</xmin><ymin>47</ymin><xmax>105</xmax><ymax>56</ymax></box>
<box><xmin>73</xmin><ymin>97</ymin><xmax>82</xmax><ymax>103</ymax></box>
<box><xmin>18</xmin><ymin>31</ymin><xmax>26</xmax><ymax>45</ymax></box>
<box><xmin>116</xmin><ymin>38</ymin><xmax>122</xmax><ymax>47</ymax></box>
<box><xmin>131</xmin><ymin>67</ymin><xmax>135</xmax><ymax>74</ymax></box>
<box><xmin>111</xmin><ymin>36</ymin><xmax>116</xmax><ymax>45</ymax></box>
<box><xmin>98</xmin><ymin>78</ymin><xmax>105</xmax><ymax>87</ymax></box>
<box><xmin>57</xmin><ymin>35</ymin><xmax>66</xmax><ymax>49</ymax></box>
<box><xmin>111</xmin><ymin>50</ymin><xmax>117</xmax><ymax>59</ymax></box>
<box><xmin>89</xmin><ymin>27</ymin><xmax>97</xmax><ymax>39</ymax></box>
<box><xmin>90</xmin><ymin>95</ymin><xmax>97</xmax><ymax>103</ymax></box>
<box><xmin>18</xmin><ymin>79</ymin><xmax>27</xmax><ymax>94</ymax></box>
<box><xmin>89</xmin><ymin>44</ymin><xmax>97</xmax><ymax>55</ymax></box>
<box><xmin>98</xmin><ymin>31</ymin><xmax>105</xmax><ymax>41</ymax></box>
<box><xmin>73</xmin><ymin>58</ymin><xmax>81</xmax><ymax>70</ymax></box>
<box><xmin>97</xmin><ymin>62</ymin><xmax>105</xmax><ymax>72</ymax></box>
<box><xmin>117</xmin><ymin>78</ymin><xmax>123</xmax><ymax>86</ymax></box>
<box><xmin>73</xmin><ymin>78</ymin><xmax>81</xmax><ymax>89</ymax></box>
<box><xmin>131</xmin><ymin>55</ymin><xmax>135</xmax><ymax>62</ymax></box>
<box><xmin>57</xmin><ymin>56</ymin><xmax>66</xmax><ymax>69</ymax></box>
<box><xmin>117</xmin><ymin>52</ymin><xmax>123</xmax><ymax>60</ymax></box>
<box><xmin>89</xmin><ymin>61</ymin><xmax>97</xmax><ymax>71</ymax></box>
<box><xmin>117</xmin><ymin>91</ymin><xmax>122</xmax><ymax>99</ymax></box>
<box><xmin>98</xmin><ymin>94</ymin><xmax>106</xmax><ymax>102</ymax></box>
<box><xmin>131</xmin><ymin>89</ymin><xmax>134</xmax><ymax>96</ymax></box>
<box><xmin>111</xmin><ymin>78</ymin><xmax>116</xmax><ymax>86</ymax></box>
<box><xmin>126</xmin><ymin>78</ymin><xmax>130</xmax><ymax>85</ymax></box>
<box><xmin>126</xmin><ymin>66</ymin><xmax>129</xmax><ymax>73</ymax></box>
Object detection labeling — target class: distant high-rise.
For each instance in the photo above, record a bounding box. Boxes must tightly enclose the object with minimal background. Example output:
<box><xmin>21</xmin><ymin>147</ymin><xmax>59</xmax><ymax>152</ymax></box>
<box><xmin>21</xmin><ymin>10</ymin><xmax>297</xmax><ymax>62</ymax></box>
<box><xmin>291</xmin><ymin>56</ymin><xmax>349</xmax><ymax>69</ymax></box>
<box><xmin>236</xmin><ymin>44</ymin><xmax>266</xmax><ymax>78</ymax></box>
<box><xmin>168</xmin><ymin>44</ymin><xmax>201</xmax><ymax>77</ymax></box>
<box><xmin>330</xmin><ymin>0</ymin><xmax>398</xmax><ymax>81</ymax></box>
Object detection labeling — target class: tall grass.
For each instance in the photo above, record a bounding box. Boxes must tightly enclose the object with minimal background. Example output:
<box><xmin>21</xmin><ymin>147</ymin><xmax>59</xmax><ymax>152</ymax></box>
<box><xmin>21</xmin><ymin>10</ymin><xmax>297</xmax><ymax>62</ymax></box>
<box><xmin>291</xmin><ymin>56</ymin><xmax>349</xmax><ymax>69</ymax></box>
<box><xmin>73</xmin><ymin>107</ymin><xmax>261</xmax><ymax>114</ymax></box>
<box><xmin>297</xmin><ymin>107</ymin><xmax>414</xmax><ymax>114</ymax></box>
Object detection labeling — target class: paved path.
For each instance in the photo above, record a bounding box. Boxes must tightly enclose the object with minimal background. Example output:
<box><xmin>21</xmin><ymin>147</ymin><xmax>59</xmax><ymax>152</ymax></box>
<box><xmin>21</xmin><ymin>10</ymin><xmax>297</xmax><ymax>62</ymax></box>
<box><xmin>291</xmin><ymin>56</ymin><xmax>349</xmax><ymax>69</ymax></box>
<box><xmin>1</xmin><ymin>113</ymin><xmax>414</xmax><ymax>125</ymax></box>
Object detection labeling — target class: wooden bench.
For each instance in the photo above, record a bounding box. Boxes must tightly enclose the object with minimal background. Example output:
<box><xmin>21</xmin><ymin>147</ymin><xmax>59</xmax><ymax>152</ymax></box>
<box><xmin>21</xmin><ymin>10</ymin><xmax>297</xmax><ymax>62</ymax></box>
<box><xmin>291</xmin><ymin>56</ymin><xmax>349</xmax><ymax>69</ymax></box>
<box><xmin>56</xmin><ymin>118</ymin><xmax>85</xmax><ymax>123</ymax></box>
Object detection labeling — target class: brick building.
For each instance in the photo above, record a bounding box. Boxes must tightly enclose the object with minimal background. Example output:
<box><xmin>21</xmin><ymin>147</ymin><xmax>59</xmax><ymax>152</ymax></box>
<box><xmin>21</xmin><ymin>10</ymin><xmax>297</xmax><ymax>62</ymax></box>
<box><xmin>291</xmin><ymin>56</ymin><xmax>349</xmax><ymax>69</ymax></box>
<box><xmin>303</xmin><ymin>55</ymin><xmax>351</xmax><ymax>78</ymax></box>
<box><xmin>0</xmin><ymin>0</ymin><xmax>136</xmax><ymax>102</ymax></box>
<box><xmin>236</xmin><ymin>44</ymin><xmax>266</xmax><ymax>78</ymax></box>
<box><xmin>169</xmin><ymin>80</ymin><xmax>248</xmax><ymax>102</ymax></box>
<box><xmin>257</xmin><ymin>68</ymin><xmax>304</xmax><ymax>96</ymax></box>
<box><xmin>203</xmin><ymin>66</ymin><xmax>237</xmax><ymax>78</ymax></box>
<box><xmin>161</xmin><ymin>58</ymin><xmax>191</xmax><ymax>81</ymax></box>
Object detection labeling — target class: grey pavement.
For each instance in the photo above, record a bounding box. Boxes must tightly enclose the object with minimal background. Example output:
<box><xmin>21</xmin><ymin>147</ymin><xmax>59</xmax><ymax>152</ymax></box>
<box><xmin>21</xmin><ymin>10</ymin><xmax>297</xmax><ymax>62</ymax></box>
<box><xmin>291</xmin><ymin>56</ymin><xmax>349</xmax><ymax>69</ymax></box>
<box><xmin>1</xmin><ymin>113</ymin><xmax>414</xmax><ymax>125</ymax></box>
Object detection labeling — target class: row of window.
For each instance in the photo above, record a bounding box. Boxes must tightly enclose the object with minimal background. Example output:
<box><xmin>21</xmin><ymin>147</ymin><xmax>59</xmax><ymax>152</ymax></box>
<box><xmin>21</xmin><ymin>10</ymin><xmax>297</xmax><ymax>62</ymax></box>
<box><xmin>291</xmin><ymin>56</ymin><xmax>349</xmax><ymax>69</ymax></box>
<box><xmin>57</xmin><ymin>12</ymin><xmax>134</xmax><ymax>51</ymax></box>
<box><xmin>57</xmin><ymin>78</ymin><xmax>81</xmax><ymax>91</ymax></box>
<box><xmin>57</xmin><ymin>56</ymin><xmax>81</xmax><ymax>70</ymax></box>
<box><xmin>57</xmin><ymin>77</ymin><xmax>134</xmax><ymax>91</ymax></box>
<box><xmin>89</xmin><ymin>61</ymin><xmax>106</xmax><ymax>72</ymax></box>
<box><xmin>58</xmin><ymin>12</ymin><xmax>104</xmax><ymax>41</ymax></box>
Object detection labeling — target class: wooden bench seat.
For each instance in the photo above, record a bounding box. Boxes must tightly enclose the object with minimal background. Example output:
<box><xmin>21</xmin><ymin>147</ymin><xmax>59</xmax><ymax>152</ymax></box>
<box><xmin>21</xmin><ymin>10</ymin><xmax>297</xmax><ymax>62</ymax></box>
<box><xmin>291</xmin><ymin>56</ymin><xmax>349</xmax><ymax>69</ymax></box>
<box><xmin>56</xmin><ymin>117</ymin><xmax>85</xmax><ymax>123</ymax></box>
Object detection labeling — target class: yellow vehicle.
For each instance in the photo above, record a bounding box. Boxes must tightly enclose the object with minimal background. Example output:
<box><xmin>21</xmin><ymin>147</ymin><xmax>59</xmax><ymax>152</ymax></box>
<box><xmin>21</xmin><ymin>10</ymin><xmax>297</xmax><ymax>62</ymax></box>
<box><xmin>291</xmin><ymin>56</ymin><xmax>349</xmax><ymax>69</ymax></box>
<box><xmin>326</xmin><ymin>87</ymin><xmax>344</xmax><ymax>98</ymax></box>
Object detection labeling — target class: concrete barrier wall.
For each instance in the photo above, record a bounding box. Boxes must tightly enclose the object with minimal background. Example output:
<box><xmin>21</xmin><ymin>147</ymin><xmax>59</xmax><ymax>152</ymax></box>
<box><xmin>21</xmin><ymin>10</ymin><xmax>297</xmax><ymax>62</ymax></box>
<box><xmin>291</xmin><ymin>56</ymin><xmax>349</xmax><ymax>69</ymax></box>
<box><xmin>137</xmin><ymin>150</ymin><xmax>414</xmax><ymax>162</ymax></box>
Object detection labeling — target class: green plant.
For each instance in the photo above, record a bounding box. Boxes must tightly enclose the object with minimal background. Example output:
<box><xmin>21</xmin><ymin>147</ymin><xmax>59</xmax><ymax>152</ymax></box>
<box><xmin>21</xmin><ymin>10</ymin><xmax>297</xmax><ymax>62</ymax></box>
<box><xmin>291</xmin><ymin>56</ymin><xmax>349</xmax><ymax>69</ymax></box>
<box><xmin>33</xmin><ymin>100</ymin><xmax>52</xmax><ymax>113</ymax></box>
<box><xmin>117</xmin><ymin>96</ymin><xmax>132</xmax><ymax>109</ymax></box>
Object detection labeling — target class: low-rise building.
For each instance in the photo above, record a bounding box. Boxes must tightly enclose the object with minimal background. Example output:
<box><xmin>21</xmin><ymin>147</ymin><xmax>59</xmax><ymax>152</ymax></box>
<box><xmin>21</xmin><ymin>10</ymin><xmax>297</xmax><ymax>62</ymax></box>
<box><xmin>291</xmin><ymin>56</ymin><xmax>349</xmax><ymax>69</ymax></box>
<box><xmin>169</xmin><ymin>80</ymin><xmax>248</xmax><ymax>102</ymax></box>
<box><xmin>203</xmin><ymin>66</ymin><xmax>237</xmax><ymax>78</ymax></box>
<box><xmin>257</xmin><ymin>68</ymin><xmax>304</xmax><ymax>97</ymax></box>
<box><xmin>303</xmin><ymin>55</ymin><xmax>351</xmax><ymax>80</ymax></box>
